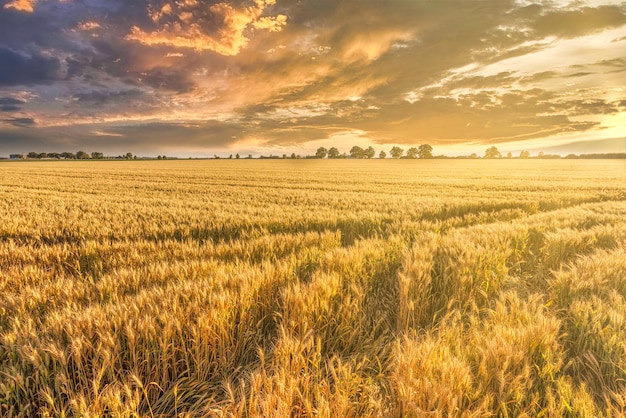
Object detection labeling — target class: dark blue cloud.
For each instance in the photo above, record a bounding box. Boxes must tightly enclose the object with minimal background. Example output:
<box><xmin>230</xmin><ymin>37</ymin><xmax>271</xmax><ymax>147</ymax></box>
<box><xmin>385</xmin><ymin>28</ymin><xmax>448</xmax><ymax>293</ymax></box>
<box><xmin>3</xmin><ymin>117</ymin><xmax>36</xmax><ymax>127</ymax></box>
<box><xmin>0</xmin><ymin>7</ymin><xmax>58</xmax><ymax>45</ymax></box>
<box><xmin>72</xmin><ymin>89</ymin><xmax>144</xmax><ymax>105</ymax></box>
<box><xmin>0</xmin><ymin>97</ymin><xmax>25</xmax><ymax>111</ymax></box>
<box><xmin>0</xmin><ymin>47</ymin><xmax>61</xmax><ymax>85</ymax></box>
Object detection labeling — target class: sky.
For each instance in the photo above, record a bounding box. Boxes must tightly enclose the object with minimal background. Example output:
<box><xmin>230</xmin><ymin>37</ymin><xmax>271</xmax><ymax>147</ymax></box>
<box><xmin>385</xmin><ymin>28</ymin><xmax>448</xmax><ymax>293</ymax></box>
<box><xmin>0</xmin><ymin>0</ymin><xmax>625</xmax><ymax>157</ymax></box>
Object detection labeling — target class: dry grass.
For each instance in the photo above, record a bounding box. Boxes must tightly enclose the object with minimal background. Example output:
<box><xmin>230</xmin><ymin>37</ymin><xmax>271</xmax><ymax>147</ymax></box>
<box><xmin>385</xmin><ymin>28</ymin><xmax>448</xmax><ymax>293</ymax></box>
<box><xmin>1</xmin><ymin>159</ymin><xmax>625</xmax><ymax>416</ymax></box>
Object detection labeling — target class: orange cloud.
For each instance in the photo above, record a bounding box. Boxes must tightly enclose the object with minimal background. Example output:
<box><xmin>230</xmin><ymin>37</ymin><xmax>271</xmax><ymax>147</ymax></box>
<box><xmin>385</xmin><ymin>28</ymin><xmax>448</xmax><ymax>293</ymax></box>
<box><xmin>341</xmin><ymin>30</ymin><xmax>415</xmax><ymax>61</ymax></box>
<box><xmin>3</xmin><ymin>0</ymin><xmax>36</xmax><ymax>13</ymax></box>
<box><xmin>125</xmin><ymin>0</ymin><xmax>287</xmax><ymax>56</ymax></box>
<box><xmin>253</xmin><ymin>14</ymin><xmax>288</xmax><ymax>32</ymax></box>
<box><xmin>77</xmin><ymin>21</ymin><xmax>101</xmax><ymax>31</ymax></box>
<box><xmin>148</xmin><ymin>3</ymin><xmax>172</xmax><ymax>23</ymax></box>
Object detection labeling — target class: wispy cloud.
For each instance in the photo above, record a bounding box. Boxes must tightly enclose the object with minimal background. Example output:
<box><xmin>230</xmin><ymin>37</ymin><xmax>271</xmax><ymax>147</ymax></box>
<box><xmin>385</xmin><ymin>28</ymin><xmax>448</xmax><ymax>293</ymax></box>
<box><xmin>92</xmin><ymin>130</ymin><xmax>124</xmax><ymax>137</ymax></box>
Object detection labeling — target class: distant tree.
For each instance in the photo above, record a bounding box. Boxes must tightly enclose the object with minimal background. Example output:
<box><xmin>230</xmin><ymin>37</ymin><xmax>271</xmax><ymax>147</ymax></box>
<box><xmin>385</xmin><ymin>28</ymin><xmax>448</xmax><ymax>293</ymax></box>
<box><xmin>248</xmin><ymin>154</ymin><xmax>253</xmax><ymax>159</ymax></box>
<box><xmin>157</xmin><ymin>155</ymin><xmax>162</xmax><ymax>160</ymax></box>
<box><xmin>506</xmin><ymin>152</ymin><xmax>512</xmax><ymax>158</ymax></box>
<box><xmin>379</xmin><ymin>150</ymin><xmax>387</xmax><ymax>159</ymax></box>
<box><xmin>76</xmin><ymin>150</ymin><xmax>90</xmax><ymax>159</ymax></box>
<box><xmin>364</xmin><ymin>146</ymin><xmax>376</xmax><ymax>159</ymax></box>
<box><xmin>484</xmin><ymin>146</ymin><xmax>501</xmax><ymax>159</ymax></box>
<box><xmin>125</xmin><ymin>152</ymin><xmax>133</xmax><ymax>160</ymax></box>
<box><xmin>290</xmin><ymin>153</ymin><xmax>296</xmax><ymax>159</ymax></box>
<box><xmin>37</xmin><ymin>152</ymin><xmax>48</xmax><ymax>159</ymax></box>
<box><xmin>91</xmin><ymin>152</ymin><xmax>104</xmax><ymax>159</ymax></box>
<box><xmin>27</xmin><ymin>152</ymin><xmax>39</xmax><ymax>159</ymax></box>
<box><xmin>229</xmin><ymin>154</ymin><xmax>233</xmax><ymax>159</ymax></box>
<box><xmin>470</xmin><ymin>153</ymin><xmax>478</xmax><ymax>159</ymax></box>
<box><xmin>61</xmin><ymin>152</ymin><xmax>75</xmax><ymax>159</ymax></box>
<box><xmin>519</xmin><ymin>150</ymin><xmax>530</xmax><ymax>159</ymax></box>
<box><xmin>48</xmin><ymin>152</ymin><xmax>60</xmax><ymax>159</ymax></box>
<box><xmin>418</xmin><ymin>144</ymin><xmax>433</xmax><ymax>159</ymax></box>
<box><xmin>390</xmin><ymin>146</ymin><xmax>404</xmax><ymax>159</ymax></box>
<box><xmin>538</xmin><ymin>151</ymin><xmax>545</xmax><ymax>159</ymax></box>
<box><xmin>350</xmin><ymin>146</ymin><xmax>365</xmax><ymax>159</ymax></box>
<box><xmin>236</xmin><ymin>153</ymin><xmax>240</xmax><ymax>159</ymax></box>
<box><xmin>328</xmin><ymin>147</ymin><xmax>340</xmax><ymax>159</ymax></box>
<box><xmin>406</xmin><ymin>147</ymin><xmax>419</xmax><ymax>159</ymax></box>
<box><xmin>315</xmin><ymin>147</ymin><xmax>328</xmax><ymax>159</ymax></box>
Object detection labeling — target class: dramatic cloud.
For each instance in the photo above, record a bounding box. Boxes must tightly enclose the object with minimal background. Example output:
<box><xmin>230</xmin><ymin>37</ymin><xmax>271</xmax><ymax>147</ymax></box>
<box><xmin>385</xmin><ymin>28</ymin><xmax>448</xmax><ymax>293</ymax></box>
<box><xmin>0</xmin><ymin>0</ymin><xmax>625</xmax><ymax>156</ymax></box>
<box><xmin>125</xmin><ymin>0</ymin><xmax>287</xmax><ymax>56</ymax></box>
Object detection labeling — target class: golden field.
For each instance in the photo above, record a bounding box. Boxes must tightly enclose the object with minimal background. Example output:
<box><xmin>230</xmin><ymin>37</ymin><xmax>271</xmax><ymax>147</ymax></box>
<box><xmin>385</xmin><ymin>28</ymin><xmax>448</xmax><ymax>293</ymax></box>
<box><xmin>1</xmin><ymin>159</ymin><xmax>625</xmax><ymax>417</ymax></box>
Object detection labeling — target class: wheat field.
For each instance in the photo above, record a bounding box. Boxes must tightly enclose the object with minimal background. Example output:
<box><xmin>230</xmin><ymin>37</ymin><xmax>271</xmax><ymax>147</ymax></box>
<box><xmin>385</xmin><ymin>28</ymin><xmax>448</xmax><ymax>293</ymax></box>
<box><xmin>1</xmin><ymin>159</ymin><xmax>625</xmax><ymax>417</ymax></box>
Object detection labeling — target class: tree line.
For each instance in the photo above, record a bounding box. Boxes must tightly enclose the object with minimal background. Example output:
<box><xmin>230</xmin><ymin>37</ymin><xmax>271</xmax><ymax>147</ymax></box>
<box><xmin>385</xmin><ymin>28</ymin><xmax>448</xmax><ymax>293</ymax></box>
<box><xmin>311</xmin><ymin>144</ymin><xmax>435</xmax><ymax>159</ymax></box>
<box><xmin>8</xmin><ymin>145</ymin><xmax>626</xmax><ymax>160</ymax></box>
<box><xmin>10</xmin><ymin>151</ymin><xmax>139</xmax><ymax>160</ymax></box>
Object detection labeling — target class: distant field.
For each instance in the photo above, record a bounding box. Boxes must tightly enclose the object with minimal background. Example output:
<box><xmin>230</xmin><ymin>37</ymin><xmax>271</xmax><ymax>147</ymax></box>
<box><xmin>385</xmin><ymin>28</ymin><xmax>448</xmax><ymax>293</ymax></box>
<box><xmin>1</xmin><ymin>159</ymin><xmax>625</xmax><ymax>416</ymax></box>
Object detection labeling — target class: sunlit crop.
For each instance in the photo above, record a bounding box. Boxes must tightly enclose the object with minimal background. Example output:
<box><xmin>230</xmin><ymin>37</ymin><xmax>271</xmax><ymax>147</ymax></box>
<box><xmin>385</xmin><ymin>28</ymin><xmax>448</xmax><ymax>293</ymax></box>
<box><xmin>1</xmin><ymin>159</ymin><xmax>625</xmax><ymax>416</ymax></box>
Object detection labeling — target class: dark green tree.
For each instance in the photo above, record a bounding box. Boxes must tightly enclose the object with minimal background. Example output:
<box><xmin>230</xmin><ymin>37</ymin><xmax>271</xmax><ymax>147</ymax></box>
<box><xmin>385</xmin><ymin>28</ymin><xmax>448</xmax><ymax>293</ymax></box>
<box><xmin>418</xmin><ymin>144</ymin><xmax>433</xmax><ymax>159</ymax></box>
<box><xmin>390</xmin><ymin>146</ymin><xmax>404</xmax><ymax>158</ymax></box>
<box><xmin>406</xmin><ymin>147</ymin><xmax>419</xmax><ymax>159</ymax></box>
<box><xmin>328</xmin><ymin>147</ymin><xmax>340</xmax><ymax>158</ymax></box>
<box><xmin>379</xmin><ymin>150</ymin><xmax>387</xmax><ymax>159</ymax></box>
<box><xmin>315</xmin><ymin>147</ymin><xmax>328</xmax><ymax>159</ymax></box>
<box><xmin>350</xmin><ymin>146</ymin><xmax>365</xmax><ymax>159</ymax></box>
<box><xmin>364</xmin><ymin>146</ymin><xmax>375</xmax><ymax>159</ymax></box>
<box><xmin>484</xmin><ymin>146</ymin><xmax>501</xmax><ymax>159</ymax></box>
